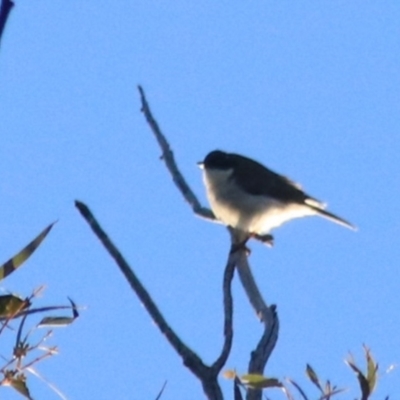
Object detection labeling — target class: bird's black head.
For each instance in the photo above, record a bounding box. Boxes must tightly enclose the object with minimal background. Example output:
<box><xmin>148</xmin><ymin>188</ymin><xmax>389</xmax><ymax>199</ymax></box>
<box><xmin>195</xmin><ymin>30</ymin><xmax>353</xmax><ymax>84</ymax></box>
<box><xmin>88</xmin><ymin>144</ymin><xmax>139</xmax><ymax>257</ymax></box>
<box><xmin>202</xmin><ymin>150</ymin><xmax>233</xmax><ymax>170</ymax></box>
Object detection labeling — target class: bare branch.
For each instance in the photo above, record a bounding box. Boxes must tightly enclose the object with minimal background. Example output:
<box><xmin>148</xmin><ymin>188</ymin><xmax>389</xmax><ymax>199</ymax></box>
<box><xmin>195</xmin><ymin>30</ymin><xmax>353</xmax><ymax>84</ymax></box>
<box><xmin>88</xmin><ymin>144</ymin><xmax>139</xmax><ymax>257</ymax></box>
<box><xmin>138</xmin><ymin>85</ymin><xmax>215</xmax><ymax>222</ymax></box>
<box><xmin>75</xmin><ymin>201</ymin><xmax>205</xmax><ymax>367</ymax></box>
<box><xmin>246</xmin><ymin>311</ymin><xmax>279</xmax><ymax>400</ymax></box>
<box><xmin>0</xmin><ymin>0</ymin><xmax>14</xmax><ymax>46</ymax></box>
<box><xmin>211</xmin><ymin>251</ymin><xmax>236</xmax><ymax>374</ymax></box>
<box><xmin>228</xmin><ymin>232</ymin><xmax>279</xmax><ymax>400</ymax></box>
<box><xmin>75</xmin><ymin>200</ymin><xmax>223</xmax><ymax>400</ymax></box>
<box><xmin>138</xmin><ymin>85</ymin><xmax>280</xmax><ymax>400</ymax></box>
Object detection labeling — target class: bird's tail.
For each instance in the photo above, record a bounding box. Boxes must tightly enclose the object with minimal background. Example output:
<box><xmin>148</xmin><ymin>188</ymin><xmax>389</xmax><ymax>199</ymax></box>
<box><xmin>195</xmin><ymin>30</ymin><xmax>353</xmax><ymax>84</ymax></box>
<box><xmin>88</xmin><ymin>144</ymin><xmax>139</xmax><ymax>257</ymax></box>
<box><xmin>309</xmin><ymin>205</ymin><xmax>357</xmax><ymax>230</ymax></box>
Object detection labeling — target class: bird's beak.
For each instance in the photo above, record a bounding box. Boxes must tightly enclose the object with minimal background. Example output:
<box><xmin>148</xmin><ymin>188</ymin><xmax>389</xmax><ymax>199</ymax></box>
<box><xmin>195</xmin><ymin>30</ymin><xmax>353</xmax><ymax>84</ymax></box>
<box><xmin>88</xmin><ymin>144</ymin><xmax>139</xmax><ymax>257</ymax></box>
<box><xmin>197</xmin><ymin>161</ymin><xmax>204</xmax><ymax>169</ymax></box>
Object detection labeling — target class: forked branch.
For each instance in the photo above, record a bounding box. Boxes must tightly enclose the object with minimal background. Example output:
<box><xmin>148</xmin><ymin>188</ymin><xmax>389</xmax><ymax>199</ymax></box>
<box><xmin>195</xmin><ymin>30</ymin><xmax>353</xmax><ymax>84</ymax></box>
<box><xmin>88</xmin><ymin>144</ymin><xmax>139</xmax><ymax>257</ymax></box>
<box><xmin>75</xmin><ymin>200</ymin><xmax>235</xmax><ymax>400</ymax></box>
<box><xmin>138</xmin><ymin>86</ymin><xmax>279</xmax><ymax>400</ymax></box>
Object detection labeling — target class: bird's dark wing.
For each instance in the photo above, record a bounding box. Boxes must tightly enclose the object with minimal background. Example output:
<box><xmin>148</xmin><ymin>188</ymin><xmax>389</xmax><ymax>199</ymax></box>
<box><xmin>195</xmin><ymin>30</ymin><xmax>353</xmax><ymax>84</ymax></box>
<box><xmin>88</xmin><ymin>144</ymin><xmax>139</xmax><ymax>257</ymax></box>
<box><xmin>230</xmin><ymin>153</ymin><xmax>322</xmax><ymax>205</ymax></box>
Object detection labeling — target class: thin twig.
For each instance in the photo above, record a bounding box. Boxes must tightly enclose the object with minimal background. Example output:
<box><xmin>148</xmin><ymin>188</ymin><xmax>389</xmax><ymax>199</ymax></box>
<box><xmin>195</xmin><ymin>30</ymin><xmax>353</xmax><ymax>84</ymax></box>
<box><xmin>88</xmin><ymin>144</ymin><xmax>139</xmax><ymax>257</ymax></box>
<box><xmin>138</xmin><ymin>85</ymin><xmax>215</xmax><ymax>222</ymax></box>
<box><xmin>21</xmin><ymin>348</ymin><xmax>56</xmax><ymax>371</ymax></box>
<box><xmin>154</xmin><ymin>380</ymin><xmax>167</xmax><ymax>400</ymax></box>
<box><xmin>0</xmin><ymin>0</ymin><xmax>14</xmax><ymax>46</ymax></box>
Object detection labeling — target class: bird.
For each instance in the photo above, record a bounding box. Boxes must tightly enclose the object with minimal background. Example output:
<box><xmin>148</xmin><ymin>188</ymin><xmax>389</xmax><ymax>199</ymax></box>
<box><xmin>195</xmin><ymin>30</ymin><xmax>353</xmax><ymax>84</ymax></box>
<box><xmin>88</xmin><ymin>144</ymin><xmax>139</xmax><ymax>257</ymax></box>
<box><xmin>198</xmin><ymin>150</ymin><xmax>355</xmax><ymax>246</ymax></box>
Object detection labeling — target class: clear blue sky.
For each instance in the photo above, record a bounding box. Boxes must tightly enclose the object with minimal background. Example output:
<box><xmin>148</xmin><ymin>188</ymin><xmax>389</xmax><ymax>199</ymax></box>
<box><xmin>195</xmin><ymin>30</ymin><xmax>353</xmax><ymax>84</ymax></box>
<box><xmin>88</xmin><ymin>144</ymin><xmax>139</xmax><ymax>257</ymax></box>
<box><xmin>1</xmin><ymin>2</ymin><xmax>399</xmax><ymax>399</ymax></box>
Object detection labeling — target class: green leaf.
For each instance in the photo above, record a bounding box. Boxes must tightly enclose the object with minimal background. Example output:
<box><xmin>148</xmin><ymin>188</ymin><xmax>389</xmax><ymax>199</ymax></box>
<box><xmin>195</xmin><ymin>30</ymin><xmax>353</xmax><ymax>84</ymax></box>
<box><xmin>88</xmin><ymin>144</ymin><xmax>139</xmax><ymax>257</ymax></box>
<box><xmin>365</xmin><ymin>346</ymin><xmax>378</xmax><ymax>394</ymax></box>
<box><xmin>346</xmin><ymin>348</ymin><xmax>379</xmax><ymax>399</ymax></box>
<box><xmin>38</xmin><ymin>316</ymin><xmax>74</xmax><ymax>327</ymax></box>
<box><xmin>346</xmin><ymin>357</ymin><xmax>370</xmax><ymax>399</ymax></box>
<box><xmin>10</xmin><ymin>374</ymin><xmax>33</xmax><ymax>400</ymax></box>
<box><xmin>305</xmin><ymin>364</ymin><xmax>323</xmax><ymax>392</ymax></box>
<box><xmin>0</xmin><ymin>222</ymin><xmax>55</xmax><ymax>281</ymax></box>
<box><xmin>0</xmin><ymin>294</ymin><xmax>29</xmax><ymax>318</ymax></box>
<box><xmin>38</xmin><ymin>298</ymin><xmax>79</xmax><ymax>327</ymax></box>
<box><xmin>240</xmin><ymin>373</ymin><xmax>283</xmax><ymax>389</ymax></box>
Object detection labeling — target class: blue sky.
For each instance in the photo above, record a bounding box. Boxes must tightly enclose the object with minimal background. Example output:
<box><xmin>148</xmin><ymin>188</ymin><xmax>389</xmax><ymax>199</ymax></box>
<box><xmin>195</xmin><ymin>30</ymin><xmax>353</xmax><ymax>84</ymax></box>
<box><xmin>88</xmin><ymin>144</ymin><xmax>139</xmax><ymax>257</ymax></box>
<box><xmin>1</xmin><ymin>2</ymin><xmax>399</xmax><ymax>399</ymax></box>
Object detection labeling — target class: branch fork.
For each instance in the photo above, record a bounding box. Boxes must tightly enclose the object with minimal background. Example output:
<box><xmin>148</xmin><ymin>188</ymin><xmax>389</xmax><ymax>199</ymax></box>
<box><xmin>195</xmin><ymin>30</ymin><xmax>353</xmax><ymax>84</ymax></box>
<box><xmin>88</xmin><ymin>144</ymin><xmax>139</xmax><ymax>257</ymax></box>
<box><xmin>76</xmin><ymin>86</ymin><xmax>279</xmax><ymax>400</ymax></box>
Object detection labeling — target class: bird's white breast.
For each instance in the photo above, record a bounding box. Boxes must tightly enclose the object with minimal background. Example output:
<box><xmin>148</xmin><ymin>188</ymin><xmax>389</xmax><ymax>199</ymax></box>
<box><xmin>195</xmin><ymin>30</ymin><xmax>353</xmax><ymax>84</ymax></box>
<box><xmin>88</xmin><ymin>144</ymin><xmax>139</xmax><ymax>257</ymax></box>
<box><xmin>203</xmin><ymin>168</ymin><xmax>316</xmax><ymax>234</ymax></box>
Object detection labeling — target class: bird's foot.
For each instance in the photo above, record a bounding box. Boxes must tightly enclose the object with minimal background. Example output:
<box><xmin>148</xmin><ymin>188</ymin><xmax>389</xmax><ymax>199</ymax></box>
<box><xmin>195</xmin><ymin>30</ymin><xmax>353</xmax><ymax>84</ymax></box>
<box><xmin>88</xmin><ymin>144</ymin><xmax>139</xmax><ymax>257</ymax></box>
<box><xmin>253</xmin><ymin>233</ymin><xmax>274</xmax><ymax>247</ymax></box>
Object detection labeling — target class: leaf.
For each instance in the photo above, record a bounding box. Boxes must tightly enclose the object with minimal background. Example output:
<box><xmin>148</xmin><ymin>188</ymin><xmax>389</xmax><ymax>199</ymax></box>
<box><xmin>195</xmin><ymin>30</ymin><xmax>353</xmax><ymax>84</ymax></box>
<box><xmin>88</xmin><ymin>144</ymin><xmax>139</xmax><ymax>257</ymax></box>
<box><xmin>0</xmin><ymin>294</ymin><xmax>29</xmax><ymax>318</ymax></box>
<box><xmin>10</xmin><ymin>375</ymin><xmax>33</xmax><ymax>400</ymax></box>
<box><xmin>286</xmin><ymin>378</ymin><xmax>309</xmax><ymax>400</ymax></box>
<box><xmin>240</xmin><ymin>373</ymin><xmax>283</xmax><ymax>389</ymax></box>
<box><xmin>324</xmin><ymin>379</ymin><xmax>331</xmax><ymax>394</ymax></box>
<box><xmin>346</xmin><ymin>357</ymin><xmax>370</xmax><ymax>399</ymax></box>
<box><xmin>38</xmin><ymin>298</ymin><xmax>79</xmax><ymax>327</ymax></box>
<box><xmin>364</xmin><ymin>346</ymin><xmax>378</xmax><ymax>394</ymax></box>
<box><xmin>38</xmin><ymin>316</ymin><xmax>74</xmax><ymax>327</ymax></box>
<box><xmin>0</xmin><ymin>222</ymin><xmax>56</xmax><ymax>281</ymax></box>
<box><xmin>305</xmin><ymin>364</ymin><xmax>323</xmax><ymax>392</ymax></box>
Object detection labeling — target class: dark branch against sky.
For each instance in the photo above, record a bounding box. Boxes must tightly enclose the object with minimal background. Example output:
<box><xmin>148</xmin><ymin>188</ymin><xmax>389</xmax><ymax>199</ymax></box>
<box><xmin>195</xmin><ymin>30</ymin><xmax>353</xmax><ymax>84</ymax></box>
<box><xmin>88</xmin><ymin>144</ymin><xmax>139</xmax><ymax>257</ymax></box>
<box><xmin>0</xmin><ymin>0</ymin><xmax>14</xmax><ymax>47</ymax></box>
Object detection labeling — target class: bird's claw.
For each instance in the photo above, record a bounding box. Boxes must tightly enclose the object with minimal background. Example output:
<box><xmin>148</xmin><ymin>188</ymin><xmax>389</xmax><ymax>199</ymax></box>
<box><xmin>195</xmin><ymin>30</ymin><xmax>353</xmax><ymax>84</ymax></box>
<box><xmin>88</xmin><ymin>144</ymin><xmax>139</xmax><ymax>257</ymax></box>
<box><xmin>253</xmin><ymin>233</ymin><xmax>274</xmax><ymax>247</ymax></box>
